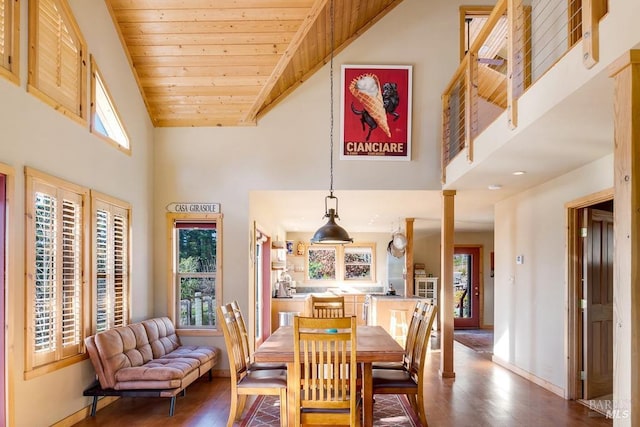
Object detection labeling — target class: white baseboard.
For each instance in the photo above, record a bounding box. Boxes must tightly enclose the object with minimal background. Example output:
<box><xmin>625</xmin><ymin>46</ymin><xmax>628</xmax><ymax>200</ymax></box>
<box><xmin>491</xmin><ymin>355</ymin><xmax>565</xmax><ymax>398</ymax></box>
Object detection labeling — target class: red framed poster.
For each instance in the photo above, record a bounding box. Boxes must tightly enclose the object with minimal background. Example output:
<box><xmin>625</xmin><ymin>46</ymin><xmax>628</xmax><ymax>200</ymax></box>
<box><xmin>340</xmin><ymin>65</ymin><xmax>412</xmax><ymax>160</ymax></box>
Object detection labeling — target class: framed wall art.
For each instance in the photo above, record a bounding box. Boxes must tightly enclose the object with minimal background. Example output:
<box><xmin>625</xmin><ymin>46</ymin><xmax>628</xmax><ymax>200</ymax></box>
<box><xmin>340</xmin><ymin>64</ymin><xmax>412</xmax><ymax>161</ymax></box>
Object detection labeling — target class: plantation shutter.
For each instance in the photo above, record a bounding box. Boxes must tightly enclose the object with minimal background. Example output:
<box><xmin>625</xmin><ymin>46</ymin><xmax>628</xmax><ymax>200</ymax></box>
<box><xmin>112</xmin><ymin>207</ymin><xmax>129</xmax><ymax>327</ymax></box>
<box><xmin>0</xmin><ymin>0</ymin><xmax>7</xmax><ymax>69</ymax></box>
<box><xmin>95</xmin><ymin>207</ymin><xmax>109</xmax><ymax>331</ymax></box>
<box><xmin>60</xmin><ymin>196</ymin><xmax>81</xmax><ymax>357</ymax></box>
<box><xmin>94</xmin><ymin>199</ymin><xmax>129</xmax><ymax>332</ymax></box>
<box><xmin>32</xmin><ymin>0</ymin><xmax>84</xmax><ymax>116</ymax></box>
<box><xmin>32</xmin><ymin>182</ymin><xmax>83</xmax><ymax>367</ymax></box>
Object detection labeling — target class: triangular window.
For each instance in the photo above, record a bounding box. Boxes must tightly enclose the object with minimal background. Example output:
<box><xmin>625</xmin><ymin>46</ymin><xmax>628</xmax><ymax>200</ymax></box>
<box><xmin>91</xmin><ymin>57</ymin><xmax>130</xmax><ymax>152</ymax></box>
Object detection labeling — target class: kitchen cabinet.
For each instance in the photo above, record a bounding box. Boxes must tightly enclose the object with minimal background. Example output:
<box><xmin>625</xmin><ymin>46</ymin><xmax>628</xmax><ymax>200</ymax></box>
<box><xmin>415</xmin><ymin>277</ymin><xmax>438</xmax><ymax>301</ymax></box>
<box><xmin>271</xmin><ymin>294</ymin><xmax>367</xmax><ymax>331</ymax></box>
<box><xmin>414</xmin><ymin>277</ymin><xmax>439</xmax><ymax>330</ymax></box>
<box><xmin>344</xmin><ymin>294</ymin><xmax>366</xmax><ymax>326</ymax></box>
<box><xmin>270</xmin><ymin>298</ymin><xmax>305</xmax><ymax>332</ymax></box>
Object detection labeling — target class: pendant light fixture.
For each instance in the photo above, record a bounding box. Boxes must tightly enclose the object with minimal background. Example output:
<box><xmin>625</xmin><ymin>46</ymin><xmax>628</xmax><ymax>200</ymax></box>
<box><xmin>311</xmin><ymin>0</ymin><xmax>353</xmax><ymax>245</ymax></box>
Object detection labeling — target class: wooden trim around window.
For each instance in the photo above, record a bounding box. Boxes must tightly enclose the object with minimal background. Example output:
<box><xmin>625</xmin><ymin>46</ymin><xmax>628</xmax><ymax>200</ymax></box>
<box><xmin>166</xmin><ymin>212</ymin><xmax>223</xmax><ymax>337</ymax></box>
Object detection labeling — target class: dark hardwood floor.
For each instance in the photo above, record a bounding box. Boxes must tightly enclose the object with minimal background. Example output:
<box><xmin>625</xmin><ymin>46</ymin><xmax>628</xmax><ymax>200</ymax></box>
<box><xmin>72</xmin><ymin>341</ymin><xmax>611</xmax><ymax>426</ymax></box>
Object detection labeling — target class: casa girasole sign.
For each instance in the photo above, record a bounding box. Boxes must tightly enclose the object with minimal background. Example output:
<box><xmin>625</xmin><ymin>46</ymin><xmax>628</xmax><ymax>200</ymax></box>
<box><xmin>166</xmin><ymin>202</ymin><xmax>220</xmax><ymax>213</ymax></box>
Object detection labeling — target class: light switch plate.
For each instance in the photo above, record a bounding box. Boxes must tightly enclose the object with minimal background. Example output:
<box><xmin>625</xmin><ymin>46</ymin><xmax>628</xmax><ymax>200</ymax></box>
<box><xmin>516</xmin><ymin>255</ymin><xmax>524</xmax><ymax>264</ymax></box>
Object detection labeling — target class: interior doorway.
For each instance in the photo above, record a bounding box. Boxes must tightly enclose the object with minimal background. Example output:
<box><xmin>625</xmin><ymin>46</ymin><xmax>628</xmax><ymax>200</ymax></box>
<box><xmin>453</xmin><ymin>246</ymin><xmax>481</xmax><ymax>329</ymax></box>
<box><xmin>567</xmin><ymin>190</ymin><xmax>614</xmax><ymax>409</ymax></box>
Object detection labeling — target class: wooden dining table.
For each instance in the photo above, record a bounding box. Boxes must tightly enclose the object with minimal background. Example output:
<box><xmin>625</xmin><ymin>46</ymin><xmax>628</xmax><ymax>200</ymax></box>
<box><xmin>253</xmin><ymin>325</ymin><xmax>405</xmax><ymax>426</ymax></box>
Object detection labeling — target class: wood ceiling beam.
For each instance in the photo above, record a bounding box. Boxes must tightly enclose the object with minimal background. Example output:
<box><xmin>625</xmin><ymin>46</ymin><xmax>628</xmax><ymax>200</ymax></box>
<box><xmin>256</xmin><ymin>0</ymin><xmax>406</xmax><ymax>121</ymax></box>
<box><xmin>242</xmin><ymin>0</ymin><xmax>328</xmax><ymax>125</ymax></box>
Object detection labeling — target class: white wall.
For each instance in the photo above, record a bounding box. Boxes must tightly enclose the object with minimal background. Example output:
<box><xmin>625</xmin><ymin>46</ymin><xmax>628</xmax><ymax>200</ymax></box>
<box><xmin>0</xmin><ymin>1</ymin><xmax>154</xmax><ymax>425</ymax></box>
<box><xmin>493</xmin><ymin>154</ymin><xmax>613</xmax><ymax>393</ymax></box>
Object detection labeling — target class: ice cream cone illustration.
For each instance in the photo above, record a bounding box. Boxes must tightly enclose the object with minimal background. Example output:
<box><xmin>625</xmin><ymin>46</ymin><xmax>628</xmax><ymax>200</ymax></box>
<box><xmin>349</xmin><ymin>73</ymin><xmax>391</xmax><ymax>138</ymax></box>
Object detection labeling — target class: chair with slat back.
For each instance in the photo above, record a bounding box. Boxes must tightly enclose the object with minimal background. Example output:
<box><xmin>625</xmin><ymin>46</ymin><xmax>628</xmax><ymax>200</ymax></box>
<box><xmin>218</xmin><ymin>303</ymin><xmax>288</xmax><ymax>427</ymax></box>
<box><xmin>307</xmin><ymin>295</ymin><xmax>346</xmax><ymax>318</ymax></box>
<box><xmin>372</xmin><ymin>301</ymin><xmax>437</xmax><ymax>427</ymax></box>
<box><xmin>372</xmin><ymin>300</ymin><xmax>425</xmax><ymax>370</ymax></box>
<box><xmin>293</xmin><ymin>315</ymin><xmax>361</xmax><ymax>426</ymax></box>
<box><xmin>230</xmin><ymin>300</ymin><xmax>286</xmax><ymax>371</ymax></box>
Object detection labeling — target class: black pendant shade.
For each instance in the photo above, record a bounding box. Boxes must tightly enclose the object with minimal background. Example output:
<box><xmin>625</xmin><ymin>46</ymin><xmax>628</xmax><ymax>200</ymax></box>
<box><xmin>311</xmin><ymin>205</ymin><xmax>353</xmax><ymax>244</ymax></box>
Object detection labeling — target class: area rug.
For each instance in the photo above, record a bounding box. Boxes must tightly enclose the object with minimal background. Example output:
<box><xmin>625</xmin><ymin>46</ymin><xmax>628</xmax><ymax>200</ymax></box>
<box><xmin>453</xmin><ymin>329</ymin><xmax>493</xmax><ymax>354</ymax></box>
<box><xmin>241</xmin><ymin>394</ymin><xmax>420</xmax><ymax>426</ymax></box>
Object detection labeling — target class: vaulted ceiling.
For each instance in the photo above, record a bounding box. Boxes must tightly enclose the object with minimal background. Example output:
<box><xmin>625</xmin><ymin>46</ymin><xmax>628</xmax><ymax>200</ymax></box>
<box><xmin>105</xmin><ymin>0</ymin><xmax>405</xmax><ymax>127</ymax></box>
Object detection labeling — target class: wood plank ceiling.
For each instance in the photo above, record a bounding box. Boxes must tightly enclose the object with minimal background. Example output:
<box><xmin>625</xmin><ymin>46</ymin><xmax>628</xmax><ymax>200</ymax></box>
<box><xmin>105</xmin><ymin>0</ymin><xmax>405</xmax><ymax>127</ymax></box>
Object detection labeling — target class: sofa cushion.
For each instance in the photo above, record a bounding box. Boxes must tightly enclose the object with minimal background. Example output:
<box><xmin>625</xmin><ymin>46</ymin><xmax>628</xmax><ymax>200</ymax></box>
<box><xmin>142</xmin><ymin>317</ymin><xmax>182</xmax><ymax>358</ymax></box>
<box><xmin>159</xmin><ymin>345</ymin><xmax>218</xmax><ymax>364</ymax></box>
<box><xmin>93</xmin><ymin>323</ymin><xmax>154</xmax><ymax>389</ymax></box>
<box><xmin>114</xmin><ymin>359</ymin><xmax>200</xmax><ymax>390</ymax></box>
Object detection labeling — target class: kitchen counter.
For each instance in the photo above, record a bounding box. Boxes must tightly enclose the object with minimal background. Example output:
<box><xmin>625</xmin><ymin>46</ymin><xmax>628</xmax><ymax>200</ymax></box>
<box><xmin>370</xmin><ymin>295</ymin><xmax>419</xmax><ymax>300</ymax></box>
<box><xmin>369</xmin><ymin>296</ymin><xmax>425</xmax><ymax>337</ymax></box>
<box><xmin>271</xmin><ymin>291</ymin><xmax>369</xmax><ymax>330</ymax></box>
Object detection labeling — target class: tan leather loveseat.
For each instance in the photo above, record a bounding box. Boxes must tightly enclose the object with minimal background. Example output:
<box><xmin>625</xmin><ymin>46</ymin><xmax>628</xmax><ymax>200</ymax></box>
<box><xmin>84</xmin><ymin>317</ymin><xmax>220</xmax><ymax>416</ymax></box>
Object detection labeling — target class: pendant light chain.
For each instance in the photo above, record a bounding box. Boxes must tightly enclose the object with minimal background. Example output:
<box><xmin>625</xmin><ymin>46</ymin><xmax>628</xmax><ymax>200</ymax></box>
<box><xmin>310</xmin><ymin>0</ymin><xmax>352</xmax><ymax>244</ymax></box>
<box><xmin>329</xmin><ymin>0</ymin><xmax>335</xmax><ymax>197</ymax></box>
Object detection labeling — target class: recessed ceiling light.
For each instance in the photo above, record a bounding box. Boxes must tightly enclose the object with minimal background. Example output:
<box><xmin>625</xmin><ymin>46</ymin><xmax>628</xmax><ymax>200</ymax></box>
<box><xmin>488</xmin><ymin>184</ymin><xmax>502</xmax><ymax>190</ymax></box>
<box><xmin>512</xmin><ymin>171</ymin><xmax>526</xmax><ymax>176</ymax></box>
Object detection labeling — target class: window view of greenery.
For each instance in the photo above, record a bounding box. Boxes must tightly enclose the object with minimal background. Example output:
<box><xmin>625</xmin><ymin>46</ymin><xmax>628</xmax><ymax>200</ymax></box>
<box><xmin>307</xmin><ymin>247</ymin><xmax>336</xmax><ymax>280</ymax></box>
<box><xmin>95</xmin><ymin>205</ymin><xmax>129</xmax><ymax>332</ymax></box>
<box><xmin>177</xmin><ymin>226</ymin><xmax>217</xmax><ymax>328</ymax></box>
<box><xmin>453</xmin><ymin>254</ymin><xmax>471</xmax><ymax>318</ymax></box>
<box><xmin>34</xmin><ymin>192</ymin><xmax>82</xmax><ymax>360</ymax></box>
<box><xmin>344</xmin><ymin>248</ymin><xmax>372</xmax><ymax>280</ymax></box>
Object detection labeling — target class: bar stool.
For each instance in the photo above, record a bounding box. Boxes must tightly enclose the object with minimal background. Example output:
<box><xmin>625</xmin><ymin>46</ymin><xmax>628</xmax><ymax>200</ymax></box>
<box><xmin>389</xmin><ymin>309</ymin><xmax>408</xmax><ymax>347</ymax></box>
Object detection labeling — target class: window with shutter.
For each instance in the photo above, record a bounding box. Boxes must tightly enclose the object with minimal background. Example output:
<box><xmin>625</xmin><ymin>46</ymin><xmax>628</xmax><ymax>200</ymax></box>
<box><xmin>0</xmin><ymin>0</ymin><xmax>19</xmax><ymax>83</ymax></box>
<box><xmin>28</xmin><ymin>0</ymin><xmax>86</xmax><ymax>123</ymax></box>
<box><xmin>90</xmin><ymin>57</ymin><xmax>131</xmax><ymax>153</ymax></box>
<box><xmin>91</xmin><ymin>192</ymin><xmax>130</xmax><ymax>333</ymax></box>
<box><xmin>25</xmin><ymin>168</ymin><xmax>89</xmax><ymax>376</ymax></box>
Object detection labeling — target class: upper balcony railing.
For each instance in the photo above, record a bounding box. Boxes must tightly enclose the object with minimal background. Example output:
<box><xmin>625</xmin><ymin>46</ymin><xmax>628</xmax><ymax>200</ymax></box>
<box><xmin>441</xmin><ymin>0</ymin><xmax>608</xmax><ymax>183</ymax></box>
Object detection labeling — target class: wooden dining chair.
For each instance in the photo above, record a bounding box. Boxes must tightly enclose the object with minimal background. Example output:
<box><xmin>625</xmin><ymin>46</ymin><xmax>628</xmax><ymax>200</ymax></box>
<box><xmin>230</xmin><ymin>300</ymin><xmax>286</xmax><ymax>371</ymax></box>
<box><xmin>372</xmin><ymin>302</ymin><xmax>438</xmax><ymax>427</ymax></box>
<box><xmin>306</xmin><ymin>295</ymin><xmax>346</xmax><ymax>318</ymax></box>
<box><xmin>292</xmin><ymin>315</ymin><xmax>361</xmax><ymax>426</ymax></box>
<box><xmin>372</xmin><ymin>300</ymin><xmax>425</xmax><ymax>370</ymax></box>
<box><xmin>218</xmin><ymin>304</ymin><xmax>287</xmax><ymax>427</ymax></box>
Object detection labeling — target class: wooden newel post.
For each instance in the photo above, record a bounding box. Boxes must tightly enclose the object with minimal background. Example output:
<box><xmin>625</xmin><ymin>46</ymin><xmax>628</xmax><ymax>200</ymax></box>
<box><xmin>608</xmin><ymin>50</ymin><xmax>640</xmax><ymax>425</ymax></box>
<box><xmin>440</xmin><ymin>190</ymin><xmax>456</xmax><ymax>378</ymax></box>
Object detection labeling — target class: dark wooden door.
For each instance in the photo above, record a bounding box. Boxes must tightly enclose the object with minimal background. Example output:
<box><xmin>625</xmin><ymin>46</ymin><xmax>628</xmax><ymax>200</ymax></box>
<box><xmin>583</xmin><ymin>208</ymin><xmax>613</xmax><ymax>399</ymax></box>
<box><xmin>453</xmin><ymin>246</ymin><xmax>480</xmax><ymax>329</ymax></box>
